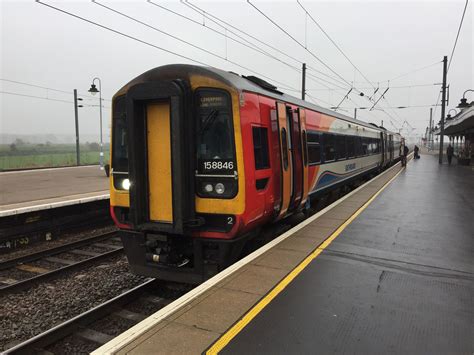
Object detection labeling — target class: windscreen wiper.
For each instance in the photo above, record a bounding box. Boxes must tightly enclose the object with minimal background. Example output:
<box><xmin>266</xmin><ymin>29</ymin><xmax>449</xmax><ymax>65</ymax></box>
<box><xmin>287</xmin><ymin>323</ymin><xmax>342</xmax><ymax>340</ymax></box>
<box><xmin>200</xmin><ymin>110</ymin><xmax>219</xmax><ymax>134</ymax></box>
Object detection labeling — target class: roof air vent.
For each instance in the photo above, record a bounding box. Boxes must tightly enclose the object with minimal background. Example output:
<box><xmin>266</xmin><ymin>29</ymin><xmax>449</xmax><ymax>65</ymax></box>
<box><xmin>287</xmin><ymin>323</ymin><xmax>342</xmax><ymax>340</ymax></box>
<box><xmin>242</xmin><ymin>75</ymin><xmax>283</xmax><ymax>94</ymax></box>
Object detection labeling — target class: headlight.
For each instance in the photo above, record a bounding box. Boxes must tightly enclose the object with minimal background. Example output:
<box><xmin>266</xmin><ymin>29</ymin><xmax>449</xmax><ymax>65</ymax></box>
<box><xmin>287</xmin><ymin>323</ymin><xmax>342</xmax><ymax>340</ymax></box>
<box><xmin>204</xmin><ymin>184</ymin><xmax>213</xmax><ymax>192</ymax></box>
<box><xmin>215</xmin><ymin>183</ymin><xmax>225</xmax><ymax>194</ymax></box>
<box><xmin>122</xmin><ymin>178</ymin><xmax>131</xmax><ymax>190</ymax></box>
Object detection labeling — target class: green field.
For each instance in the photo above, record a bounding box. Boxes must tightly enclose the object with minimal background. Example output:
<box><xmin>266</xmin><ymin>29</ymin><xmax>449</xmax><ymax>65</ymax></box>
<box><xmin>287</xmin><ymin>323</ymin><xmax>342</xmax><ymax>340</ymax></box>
<box><xmin>0</xmin><ymin>143</ymin><xmax>110</xmax><ymax>170</ymax></box>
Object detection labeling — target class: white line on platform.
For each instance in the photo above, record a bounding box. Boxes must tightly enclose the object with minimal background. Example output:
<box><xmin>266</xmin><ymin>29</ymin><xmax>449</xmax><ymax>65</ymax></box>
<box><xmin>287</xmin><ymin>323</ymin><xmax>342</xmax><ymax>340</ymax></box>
<box><xmin>92</xmin><ymin>159</ymin><xmax>405</xmax><ymax>355</ymax></box>
<box><xmin>0</xmin><ymin>193</ymin><xmax>110</xmax><ymax>217</ymax></box>
<box><xmin>0</xmin><ymin>165</ymin><xmax>101</xmax><ymax>175</ymax></box>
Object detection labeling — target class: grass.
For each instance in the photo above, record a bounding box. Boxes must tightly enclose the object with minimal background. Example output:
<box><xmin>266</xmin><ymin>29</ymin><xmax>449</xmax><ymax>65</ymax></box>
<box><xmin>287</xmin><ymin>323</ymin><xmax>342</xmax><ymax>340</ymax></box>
<box><xmin>0</xmin><ymin>143</ymin><xmax>110</xmax><ymax>170</ymax></box>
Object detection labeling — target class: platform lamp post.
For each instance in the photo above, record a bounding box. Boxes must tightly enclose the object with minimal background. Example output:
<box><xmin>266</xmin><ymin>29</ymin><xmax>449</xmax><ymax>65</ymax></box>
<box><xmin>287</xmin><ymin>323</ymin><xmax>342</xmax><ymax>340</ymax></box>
<box><xmin>456</xmin><ymin>89</ymin><xmax>473</xmax><ymax>156</ymax></box>
<box><xmin>447</xmin><ymin>108</ymin><xmax>458</xmax><ymax>117</ymax></box>
<box><xmin>446</xmin><ymin>108</ymin><xmax>458</xmax><ymax>125</ymax></box>
<box><xmin>88</xmin><ymin>77</ymin><xmax>104</xmax><ymax>170</ymax></box>
<box><xmin>456</xmin><ymin>89</ymin><xmax>474</xmax><ymax>109</ymax></box>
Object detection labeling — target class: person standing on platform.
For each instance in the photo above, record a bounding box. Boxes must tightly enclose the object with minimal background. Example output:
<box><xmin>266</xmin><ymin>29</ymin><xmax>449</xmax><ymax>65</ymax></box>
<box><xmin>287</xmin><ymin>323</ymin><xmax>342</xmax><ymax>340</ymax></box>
<box><xmin>447</xmin><ymin>144</ymin><xmax>454</xmax><ymax>165</ymax></box>
<box><xmin>414</xmin><ymin>145</ymin><xmax>420</xmax><ymax>159</ymax></box>
<box><xmin>402</xmin><ymin>144</ymin><xmax>409</xmax><ymax>166</ymax></box>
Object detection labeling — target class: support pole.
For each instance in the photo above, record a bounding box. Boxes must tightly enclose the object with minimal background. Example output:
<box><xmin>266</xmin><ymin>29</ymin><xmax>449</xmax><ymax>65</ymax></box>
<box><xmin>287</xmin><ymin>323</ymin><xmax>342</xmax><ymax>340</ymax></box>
<box><xmin>73</xmin><ymin>89</ymin><xmax>80</xmax><ymax>166</ymax></box>
<box><xmin>354</xmin><ymin>108</ymin><xmax>357</xmax><ymax>119</ymax></box>
<box><xmin>301</xmin><ymin>63</ymin><xmax>306</xmax><ymax>100</ymax></box>
<box><xmin>429</xmin><ymin>107</ymin><xmax>433</xmax><ymax>150</ymax></box>
<box><xmin>439</xmin><ymin>55</ymin><xmax>447</xmax><ymax>164</ymax></box>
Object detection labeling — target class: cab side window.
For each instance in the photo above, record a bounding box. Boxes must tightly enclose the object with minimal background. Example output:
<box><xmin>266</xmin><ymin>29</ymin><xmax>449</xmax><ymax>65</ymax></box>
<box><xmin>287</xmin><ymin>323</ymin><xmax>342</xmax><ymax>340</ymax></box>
<box><xmin>252</xmin><ymin>127</ymin><xmax>270</xmax><ymax>170</ymax></box>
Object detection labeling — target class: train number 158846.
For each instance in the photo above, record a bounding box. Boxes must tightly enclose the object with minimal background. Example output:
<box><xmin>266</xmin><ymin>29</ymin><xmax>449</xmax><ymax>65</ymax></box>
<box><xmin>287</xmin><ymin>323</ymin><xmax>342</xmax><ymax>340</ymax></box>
<box><xmin>203</xmin><ymin>161</ymin><xmax>234</xmax><ymax>170</ymax></box>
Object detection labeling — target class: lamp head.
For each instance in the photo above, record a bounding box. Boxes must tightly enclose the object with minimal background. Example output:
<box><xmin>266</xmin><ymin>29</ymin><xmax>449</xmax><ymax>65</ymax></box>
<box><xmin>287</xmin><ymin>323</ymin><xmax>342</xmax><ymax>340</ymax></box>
<box><xmin>457</xmin><ymin>98</ymin><xmax>470</xmax><ymax>108</ymax></box>
<box><xmin>88</xmin><ymin>83</ymin><xmax>99</xmax><ymax>96</ymax></box>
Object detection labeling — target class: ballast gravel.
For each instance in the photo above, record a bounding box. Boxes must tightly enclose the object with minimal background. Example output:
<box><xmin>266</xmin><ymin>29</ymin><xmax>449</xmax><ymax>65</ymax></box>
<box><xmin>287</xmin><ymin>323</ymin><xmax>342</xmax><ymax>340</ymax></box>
<box><xmin>0</xmin><ymin>256</ymin><xmax>147</xmax><ymax>351</ymax></box>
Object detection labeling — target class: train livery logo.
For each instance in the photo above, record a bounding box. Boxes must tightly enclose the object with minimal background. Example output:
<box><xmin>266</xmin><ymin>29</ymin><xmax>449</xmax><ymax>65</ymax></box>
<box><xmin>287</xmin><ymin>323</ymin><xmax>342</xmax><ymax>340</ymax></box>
<box><xmin>345</xmin><ymin>163</ymin><xmax>356</xmax><ymax>172</ymax></box>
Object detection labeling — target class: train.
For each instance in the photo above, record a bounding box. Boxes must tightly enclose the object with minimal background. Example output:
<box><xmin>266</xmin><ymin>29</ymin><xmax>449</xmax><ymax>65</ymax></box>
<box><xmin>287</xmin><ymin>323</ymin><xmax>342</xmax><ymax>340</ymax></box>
<box><xmin>109</xmin><ymin>64</ymin><xmax>403</xmax><ymax>283</ymax></box>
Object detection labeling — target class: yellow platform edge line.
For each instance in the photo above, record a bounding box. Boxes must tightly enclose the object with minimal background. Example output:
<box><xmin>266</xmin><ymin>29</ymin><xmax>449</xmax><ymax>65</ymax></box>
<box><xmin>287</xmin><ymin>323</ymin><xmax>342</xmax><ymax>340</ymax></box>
<box><xmin>206</xmin><ymin>166</ymin><xmax>405</xmax><ymax>355</ymax></box>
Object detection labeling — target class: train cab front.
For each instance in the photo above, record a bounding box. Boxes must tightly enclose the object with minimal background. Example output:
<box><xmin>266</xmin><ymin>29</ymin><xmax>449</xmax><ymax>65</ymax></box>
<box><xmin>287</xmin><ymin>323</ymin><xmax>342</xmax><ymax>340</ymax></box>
<box><xmin>109</xmin><ymin>66</ymin><xmax>246</xmax><ymax>284</ymax></box>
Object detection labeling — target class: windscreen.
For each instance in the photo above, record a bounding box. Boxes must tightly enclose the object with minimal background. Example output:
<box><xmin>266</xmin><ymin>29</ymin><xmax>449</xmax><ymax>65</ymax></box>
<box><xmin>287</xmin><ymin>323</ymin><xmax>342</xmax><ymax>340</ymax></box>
<box><xmin>195</xmin><ymin>89</ymin><xmax>236</xmax><ymax>174</ymax></box>
<box><xmin>112</xmin><ymin>95</ymin><xmax>128</xmax><ymax>190</ymax></box>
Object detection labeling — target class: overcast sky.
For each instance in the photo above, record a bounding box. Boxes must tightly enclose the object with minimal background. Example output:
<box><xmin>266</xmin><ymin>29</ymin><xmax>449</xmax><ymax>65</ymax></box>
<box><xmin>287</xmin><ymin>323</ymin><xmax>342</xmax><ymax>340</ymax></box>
<box><xmin>1</xmin><ymin>0</ymin><xmax>472</xmax><ymax>142</ymax></box>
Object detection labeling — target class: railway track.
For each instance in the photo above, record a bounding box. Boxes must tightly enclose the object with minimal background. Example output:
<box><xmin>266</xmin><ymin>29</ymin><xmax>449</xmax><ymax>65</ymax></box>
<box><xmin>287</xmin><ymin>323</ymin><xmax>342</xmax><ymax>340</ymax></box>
<box><xmin>3</xmin><ymin>279</ymin><xmax>185</xmax><ymax>354</ymax></box>
<box><xmin>0</xmin><ymin>231</ymin><xmax>123</xmax><ymax>295</ymax></box>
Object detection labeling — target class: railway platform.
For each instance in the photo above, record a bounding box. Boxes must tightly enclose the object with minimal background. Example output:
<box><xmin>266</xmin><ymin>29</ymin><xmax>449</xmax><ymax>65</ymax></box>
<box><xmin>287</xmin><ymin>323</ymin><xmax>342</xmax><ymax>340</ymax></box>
<box><xmin>0</xmin><ymin>165</ymin><xmax>109</xmax><ymax>217</ymax></box>
<box><xmin>94</xmin><ymin>154</ymin><xmax>473</xmax><ymax>355</ymax></box>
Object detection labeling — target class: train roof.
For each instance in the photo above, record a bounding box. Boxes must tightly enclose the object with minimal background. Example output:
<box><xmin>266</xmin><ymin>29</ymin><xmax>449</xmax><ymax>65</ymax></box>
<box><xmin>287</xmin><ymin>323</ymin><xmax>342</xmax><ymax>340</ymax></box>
<box><xmin>117</xmin><ymin>64</ymin><xmax>400</xmax><ymax>136</ymax></box>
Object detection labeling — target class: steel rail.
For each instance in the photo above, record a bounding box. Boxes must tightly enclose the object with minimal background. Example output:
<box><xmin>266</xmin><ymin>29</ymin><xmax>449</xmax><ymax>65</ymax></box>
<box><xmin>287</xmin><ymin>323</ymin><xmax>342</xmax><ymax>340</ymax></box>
<box><xmin>3</xmin><ymin>279</ymin><xmax>159</xmax><ymax>355</ymax></box>
<box><xmin>0</xmin><ymin>234</ymin><xmax>123</xmax><ymax>296</ymax></box>
<box><xmin>0</xmin><ymin>231</ymin><xmax>118</xmax><ymax>270</ymax></box>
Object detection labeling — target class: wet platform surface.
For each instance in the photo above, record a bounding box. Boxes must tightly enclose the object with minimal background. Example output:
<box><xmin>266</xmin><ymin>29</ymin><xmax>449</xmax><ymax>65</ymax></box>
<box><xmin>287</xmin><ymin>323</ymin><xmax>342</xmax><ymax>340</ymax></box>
<box><xmin>224</xmin><ymin>154</ymin><xmax>473</xmax><ymax>354</ymax></box>
<box><xmin>94</xmin><ymin>154</ymin><xmax>473</xmax><ymax>355</ymax></box>
<box><xmin>0</xmin><ymin>166</ymin><xmax>109</xmax><ymax>215</ymax></box>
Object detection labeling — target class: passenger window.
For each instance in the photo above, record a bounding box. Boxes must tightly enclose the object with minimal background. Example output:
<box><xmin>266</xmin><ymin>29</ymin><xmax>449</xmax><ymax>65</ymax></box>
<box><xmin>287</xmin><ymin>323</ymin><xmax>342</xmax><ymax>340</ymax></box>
<box><xmin>347</xmin><ymin>136</ymin><xmax>356</xmax><ymax>158</ymax></box>
<box><xmin>335</xmin><ymin>135</ymin><xmax>346</xmax><ymax>160</ymax></box>
<box><xmin>355</xmin><ymin>137</ymin><xmax>363</xmax><ymax>157</ymax></box>
<box><xmin>307</xmin><ymin>131</ymin><xmax>321</xmax><ymax>164</ymax></box>
<box><xmin>302</xmin><ymin>130</ymin><xmax>308</xmax><ymax>167</ymax></box>
<box><xmin>362</xmin><ymin>138</ymin><xmax>369</xmax><ymax>155</ymax></box>
<box><xmin>281</xmin><ymin>128</ymin><xmax>288</xmax><ymax>170</ymax></box>
<box><xmin>252</xmin><ymin>127</ymin><xmax>270</xmax><ymax>170</ymax></box>
<box><xmin>368</xmin><ymin>138</ymin><xmax>374</xmax><ymax>154</ymax></box>
<box><xmin>323</xmin><ymin>133</ymin><xmax>336</xmax><ymax>162</ymax></box>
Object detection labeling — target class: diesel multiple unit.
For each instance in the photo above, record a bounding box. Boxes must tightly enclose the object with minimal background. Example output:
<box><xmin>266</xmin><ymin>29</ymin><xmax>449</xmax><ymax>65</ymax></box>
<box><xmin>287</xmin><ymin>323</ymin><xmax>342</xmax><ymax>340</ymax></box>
<box><xmin>109</xmin><ymin>64</ymin><xmax>403</xmax><ymax>283</ymax></box>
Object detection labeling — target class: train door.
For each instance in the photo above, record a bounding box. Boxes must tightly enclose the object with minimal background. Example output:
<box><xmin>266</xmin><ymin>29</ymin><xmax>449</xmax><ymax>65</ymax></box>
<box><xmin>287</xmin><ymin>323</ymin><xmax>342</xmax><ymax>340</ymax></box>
<box><xmin>380</xmin><ymin>132</ymin><xmax>385</xmax><ymax>166</ymax></box>
<box><xmin>126</xmin><ymin>81</ymin><xmax>195</xmax><ymax>235</ymax></box>
<box><xmin>288</xmin><ymin>108</ymin><xmax>305</xmax><ymax>210</ymax></box>
<box><xmin>296</xmin><ymin>108</ymin><xmax>309</xmax><ymax>208</ymax></box>
<box><xmin>276</xmin><ymin>102</ymin><xmax>293</xmax><ymax>216</ymax></box>
<box><xmin>147</xmin><ymin>103</ymin><xmax>173</xmax><ymax>223</ymax></box>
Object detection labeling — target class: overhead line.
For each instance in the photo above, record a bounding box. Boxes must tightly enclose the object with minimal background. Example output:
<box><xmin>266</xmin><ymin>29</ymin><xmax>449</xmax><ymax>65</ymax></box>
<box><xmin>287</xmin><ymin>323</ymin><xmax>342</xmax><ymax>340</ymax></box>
<box><xmin>0</xmin><ymin>78</ymin><xmax>108</xmax><ymax>101</ymax></box>
<box><xmin>369</xmin><ymin>88</ymin><xmax>390</xmax><ymax>111</ymax></box>
<box><xmin>346</xmin><ymin>96</ymin><xmax>380</xmax><ymax>123</ymax></box>
<box><xmin>247</xmin><ymin>0</ymin><xmax>357</xmax><ymax>90</ymax></box>
<box><xmin>380</xmin><ymin>96</ymin><xmax>406</xmax><ymax>127</ymax></box>
<box><xmin>1</xmin><ymin>79</ymin><xmax>71</xmax><ymax>95</ymax></box>
<box><xmin>92</xmin><ymin>0</ymin><xmax>298</xmax><ymax>90</ymax></box>
<box><xmin>36</xmin><ymin>0</ymin><xmax>300</xmax><ymax>93</ymax></box>
<box><xmin>184</xmin><ymin>1</ymin><xmax>303</xmax><ymax>66</ymax></box>
<box><xmin>183</xmin><ymin>1</ymin><xmax>352</xmax><ymax>89</ymax></box>
<box><xmin>183</xmin><ymin>0</ymin><xmax>337</xmax><ymax>90</ymax></box>
<box><xmin>432</xmin><ymin>90</ymin><xmax>443</xmax><ymax>120</ymax></box>
<box><xmin>305</xmin><ymin>72</ymin><xmax>346</xmax><ymax>90</ymax></box>
<box><xmin>388</xmin><ymin>60</ymin><xmax>441</xmax><ymax>81</ymax></box>
<box><xmin>149</xmin><ymin>1</ymin><xmax>338</xmax><ymax>91</ymax></box>
<box><xmin>447</xmin><ymin>0</ymin><xmax>469</xmax><ymax>73</ymax></box>
<box><xmin>307</xmin><ymin>83</ymin><xmax>441</xmax><ymax>91</ymax></box>
<box><xmin>179</xmin><ymin>1</ymin><xmax>305</xmax><ymax>74</ymax></box>
<box><xmin>1</xmin><ymin>90</ymin><xmax>111</xmax><ymax>108</ymax></box>
<box><xmin>304</xmin><ymin>93</ymin><xmax>333</xmax><ymax>107</ymax></box>
<box><xmin>350</xmin><ymin>104</ymin><xmax>442</xmax><ymax>109</ymax></box>
<box><xmin>296</xmin><ymin>0</ymin><xmax>375</xmax><ymax>89</ymax></box>
<box><xmin>147</xmin><ymin>0</ymin><xmax>298</xmax><ymax>73</ymax></box>
<box><xmin>36</xmin><ymin>1</ymin><xmax>210</xmax><ymax>65</ymax></box>
<box><xmin>305</xmin><ymin>65</ymin><xmax>354</xmax><ymax>88</ymax></box>
<box><xmin>0</xmin><ymin>91</ymin><xmax>72</xmax><ymax>104</ymax></box>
